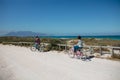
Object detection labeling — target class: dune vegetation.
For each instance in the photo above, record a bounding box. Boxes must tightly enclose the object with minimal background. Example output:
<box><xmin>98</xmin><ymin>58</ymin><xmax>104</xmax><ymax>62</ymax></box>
<box><xmin>0</xmin><ymin>36</ymin><xmax>120</xmax><ymax>59</ymax></box>
<box><xmin>0</xmin><ymin>36</ymin><xmax>120</xmax><ymax>47</ymax></box>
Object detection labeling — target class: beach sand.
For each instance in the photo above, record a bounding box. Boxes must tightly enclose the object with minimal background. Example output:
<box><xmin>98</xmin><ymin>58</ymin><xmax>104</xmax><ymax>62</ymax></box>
<box><xmin>0</xmin><ymin>44</ymin><xmax>120</xmax><ymax>80</ymax></box>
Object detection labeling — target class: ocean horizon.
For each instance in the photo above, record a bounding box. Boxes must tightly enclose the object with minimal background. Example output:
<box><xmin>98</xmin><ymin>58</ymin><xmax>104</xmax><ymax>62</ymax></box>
<box><xmin>39</xmin><ymin>35</ymin><xmax>120</xmax><ymax>40</ymax></box>
<box><xmin>1</xmin><ymin>35</ymin><xmax>120</xmax><ymax>40</ymax></box>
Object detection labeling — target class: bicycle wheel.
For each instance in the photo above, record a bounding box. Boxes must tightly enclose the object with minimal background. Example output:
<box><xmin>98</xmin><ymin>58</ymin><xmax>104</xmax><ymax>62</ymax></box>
<box><xmin>39</xmin><ymin>44</ymin><xmax>45</xmax><ymax>52</ymax></box>
<box><xmin>80</xmin><ymin>50</ymin><xmax>87</xmax><ymax>61</ymax></box>
<box><xmin>30</xmin><ymin>45</ymin><xmax>36</xmax><ymax>52</ymax></box>
<box><xmin>39</xmin><ymin>46</ymin><xmax>44</xmax><ymax>52</ymax></box>
<box><xmin>68</xmin><ymin>48</ymin><xmax>74</xmax><ymax>58</ymax></box>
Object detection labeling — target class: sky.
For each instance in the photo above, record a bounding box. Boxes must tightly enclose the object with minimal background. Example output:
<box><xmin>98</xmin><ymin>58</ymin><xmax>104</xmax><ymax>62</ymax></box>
<box><xmin>0</xmin><ymin>0</ymin><xmax>120</xmax><ymax>35</ymax></box>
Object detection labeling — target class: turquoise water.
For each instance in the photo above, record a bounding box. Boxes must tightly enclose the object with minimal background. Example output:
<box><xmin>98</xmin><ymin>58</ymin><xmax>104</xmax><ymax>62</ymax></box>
<box><xmin>40</xmin><ymin>35</ymin><xmax>120</xmax><ymax>40</ymax></box>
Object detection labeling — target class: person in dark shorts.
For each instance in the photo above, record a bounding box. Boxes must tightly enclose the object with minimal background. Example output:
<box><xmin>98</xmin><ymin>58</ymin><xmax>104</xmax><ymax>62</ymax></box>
<box><xmin>35</xmin><ymin>36</ymin><xmax>40</xmax><ymax>50</ymax></box>
<box><xmin>73</xmin><ymin>35</ymin><xmax>83</xmax><ymax>54</ymax></box>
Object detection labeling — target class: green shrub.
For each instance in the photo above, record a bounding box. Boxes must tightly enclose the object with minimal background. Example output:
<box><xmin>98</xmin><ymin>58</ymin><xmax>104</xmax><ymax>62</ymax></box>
<box><xmin>49</xmin><ymin>39</ymin><xmax>62</xmax><ymax>50</ymax></box>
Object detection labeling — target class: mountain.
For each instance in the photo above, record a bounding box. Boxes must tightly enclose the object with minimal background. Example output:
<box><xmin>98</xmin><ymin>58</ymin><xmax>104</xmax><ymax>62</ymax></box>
<box><xmin>5</xmin><ymin>31</ymin><xmax>49</xmax><ymax>37</ymax></box>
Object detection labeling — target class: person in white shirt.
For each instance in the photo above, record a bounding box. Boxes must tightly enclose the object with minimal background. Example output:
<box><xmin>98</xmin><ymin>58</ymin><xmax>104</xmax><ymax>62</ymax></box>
<box><xmin>74</xmin><ymin>35</ymin><xmax>83</xmax><ymax>53</ymax></box>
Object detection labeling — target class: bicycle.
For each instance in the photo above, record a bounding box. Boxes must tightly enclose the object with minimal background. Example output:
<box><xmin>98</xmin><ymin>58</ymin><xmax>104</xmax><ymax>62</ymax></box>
<box><xmin>68</xmin><ymin>47</ymin><xmax>92</xmax><ymax>61</ymax></box>
<box><xmin>30</xmin><ymin>43</ymin><xmax>45</xmax><ymax>52</ymax></box>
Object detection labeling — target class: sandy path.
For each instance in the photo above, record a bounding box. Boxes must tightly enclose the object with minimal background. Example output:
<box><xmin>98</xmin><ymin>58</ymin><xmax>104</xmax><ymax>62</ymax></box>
<box><xmin>0</xmin><ymin>44</ymin><xmax>120</xmax><ymax>80</ymax></box>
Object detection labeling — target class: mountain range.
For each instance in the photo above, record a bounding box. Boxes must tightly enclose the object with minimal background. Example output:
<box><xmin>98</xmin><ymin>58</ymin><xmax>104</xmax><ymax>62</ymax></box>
<box><xmin>2</xmin><ymin>31</ymin><xmax>120</xmax><ymax>37</ymax></box>
<box><xmin>5</xmin><ymin>31</ymin><xmax>49</xmax><ymax>37</ymax></box>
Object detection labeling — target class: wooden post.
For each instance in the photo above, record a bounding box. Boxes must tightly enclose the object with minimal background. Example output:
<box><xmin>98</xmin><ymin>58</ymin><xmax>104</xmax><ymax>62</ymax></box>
<box><xmin>111</xmin><ymin>48</ymin><xmax>114</xmax><ymax>57</ymax></box>
<box><xmin>89</xmin><ymin>47</ymin><xmax>93</xmax><ymax>54</ymax></box>
<box><xmin>59</xmin><ymin>44</ymin><xmax>60</xmax><ymax>51</ymax></box>
<box><xmin>100</xmin><ymin>46</ymin><xmax>102</xmax><ymax>55</ymax></box>
<box><xmin>65</xmin><ymin>43</ymin><xmax>67</xmax><ymax>51</ymax></box>
<box><xmin>90</xmin><ymin>47</ymin><xmax>93</xmax><ymax>54</ymax></box>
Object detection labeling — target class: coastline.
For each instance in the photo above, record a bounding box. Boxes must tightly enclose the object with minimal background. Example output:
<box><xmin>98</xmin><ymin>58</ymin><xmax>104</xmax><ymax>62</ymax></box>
<box><xmin>39</xmin><ymin>35</ymin><xmax>120</xmax><ymax>40</ymax></box>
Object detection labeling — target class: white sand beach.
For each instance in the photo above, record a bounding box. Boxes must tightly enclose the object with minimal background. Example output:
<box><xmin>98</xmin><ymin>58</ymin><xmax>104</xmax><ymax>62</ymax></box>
<box><xmin>0</xmin><ymin>44</ymin><xmax>120</xmax><ymax>80</ymax></box>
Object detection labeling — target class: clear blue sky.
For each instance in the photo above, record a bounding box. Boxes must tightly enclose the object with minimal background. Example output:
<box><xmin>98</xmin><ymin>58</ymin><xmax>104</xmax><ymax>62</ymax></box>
<box><xmin>0</xmin><ymin>0</ymin><xmax>120</xmax><ymax>35</ymax></box>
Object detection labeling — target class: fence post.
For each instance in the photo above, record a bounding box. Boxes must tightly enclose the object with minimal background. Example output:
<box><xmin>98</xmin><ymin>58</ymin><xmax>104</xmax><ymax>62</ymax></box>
<box><xmin>65</xmin><ymin>43</ymin><xmax>67</xmax><ymax>51</ymax></box>
<box><xmin>100</xmin><ymin>46</ymin><xmax>102</xmax><ymax>55</ymax></box>
<box><xmin>111</xmin><ymin>48</ymin><xmax>114</xmax><ymax>57</ymax></box>
<box><xmin>90</xmin><ymin>47</ymin><xmax>93</xmax><ymax>54</ymax></box>
<box><xmin>59</xmin><ymin>44</ymin><xmax>60</xmax><ymax>51</ymax></box>
<box><xmin>89</xmin><ymin>47</ymin><xmax>91</xmax><ymax>54</ymax></box>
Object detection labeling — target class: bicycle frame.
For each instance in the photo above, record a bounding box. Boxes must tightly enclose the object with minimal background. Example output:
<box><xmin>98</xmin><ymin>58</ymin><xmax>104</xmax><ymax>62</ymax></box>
<box><xmin>68</xmin><ymin>47</ymin><xmax>89</xmax><ymax>60</ymax></box>
<box><xmin>30</xmin><ymin>43</ymin><xmax>45</xmax><ymax>52</ymax></box>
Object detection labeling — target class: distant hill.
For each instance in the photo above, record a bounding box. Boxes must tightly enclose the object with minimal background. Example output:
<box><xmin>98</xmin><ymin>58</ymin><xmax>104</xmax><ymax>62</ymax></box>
<box><xmin>5</xmin><ymin>31</ymin><xmax>49</xmax><ymax>37</ymax></box>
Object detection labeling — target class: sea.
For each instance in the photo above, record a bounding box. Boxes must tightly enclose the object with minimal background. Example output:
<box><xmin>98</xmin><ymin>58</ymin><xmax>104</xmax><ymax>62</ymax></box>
<box><xmin>40</xmin><ymin>35</ymin><xmax>120</xmax><ymax>40</ymax></box>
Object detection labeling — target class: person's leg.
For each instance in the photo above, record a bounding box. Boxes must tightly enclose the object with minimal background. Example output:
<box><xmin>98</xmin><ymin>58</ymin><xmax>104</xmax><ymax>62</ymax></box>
<box><xmin>74</xmin><ymin>46</ymin><xmax>80</xmax><ymax>52</ymax></box>
<box><xmin>79</xmin><ymin>47</ymin><xmax>83</xmax><ymax>56</ymax></box>
<box><xmin>73</xmin><ymin>46</ymin><xmax>77</xmax><ymax>57</ymax></box>
<box><xmin>74</xmin><ymin>46</ymin><xmax>79</xmax><ymax>57</ymax></box>
<box><xmin>35</xmin><ymin>43</ymin><xmax>39</xmax><ymax>50</ymax></box>
<box><xmin>35</xmin><ymin>43</ymin><xmax>37</xmax><ymax>49</ymax></box>
<box><xmin>37</xmin><ymin>44</ymin><xmax>40</xmax><ymax>50</ymax></box>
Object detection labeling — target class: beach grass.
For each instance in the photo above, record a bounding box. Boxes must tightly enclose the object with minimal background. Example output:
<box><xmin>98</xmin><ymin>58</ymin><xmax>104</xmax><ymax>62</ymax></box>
<box><xmin>0</xmin><ymin>36</ymin><xmax>120</xmax><ymax>47</ymax></box>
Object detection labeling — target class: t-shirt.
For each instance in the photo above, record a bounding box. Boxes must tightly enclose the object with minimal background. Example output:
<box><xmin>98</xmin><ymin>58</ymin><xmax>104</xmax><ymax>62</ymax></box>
<box><xmin>35</xmin><ymin>38</ymin><xmax>40</xmax><ymax>44</ymax></box>
<box><xmin>77</xmin><ymin>40</ymin><xmax>83</xmax><ymax>47</ymax></box>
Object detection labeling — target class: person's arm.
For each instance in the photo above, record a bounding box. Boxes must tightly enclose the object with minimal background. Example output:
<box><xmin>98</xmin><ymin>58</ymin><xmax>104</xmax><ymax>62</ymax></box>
<box><xmin>38</xmin><ymin>39</ymin><xmax>40</xmax><ymax>45</ymax></box>
<box><xmin>73</xmin><ymin>39</ymin><xmax>78</xmax><ymax>45</ymax></box>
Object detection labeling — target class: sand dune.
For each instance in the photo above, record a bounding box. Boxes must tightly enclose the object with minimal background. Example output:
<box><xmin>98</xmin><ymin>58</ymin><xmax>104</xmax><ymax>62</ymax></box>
<box><xmin>0</xmin><ymin>44</ymin><xmax>120</xmax><ymax>80</ymax></box>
